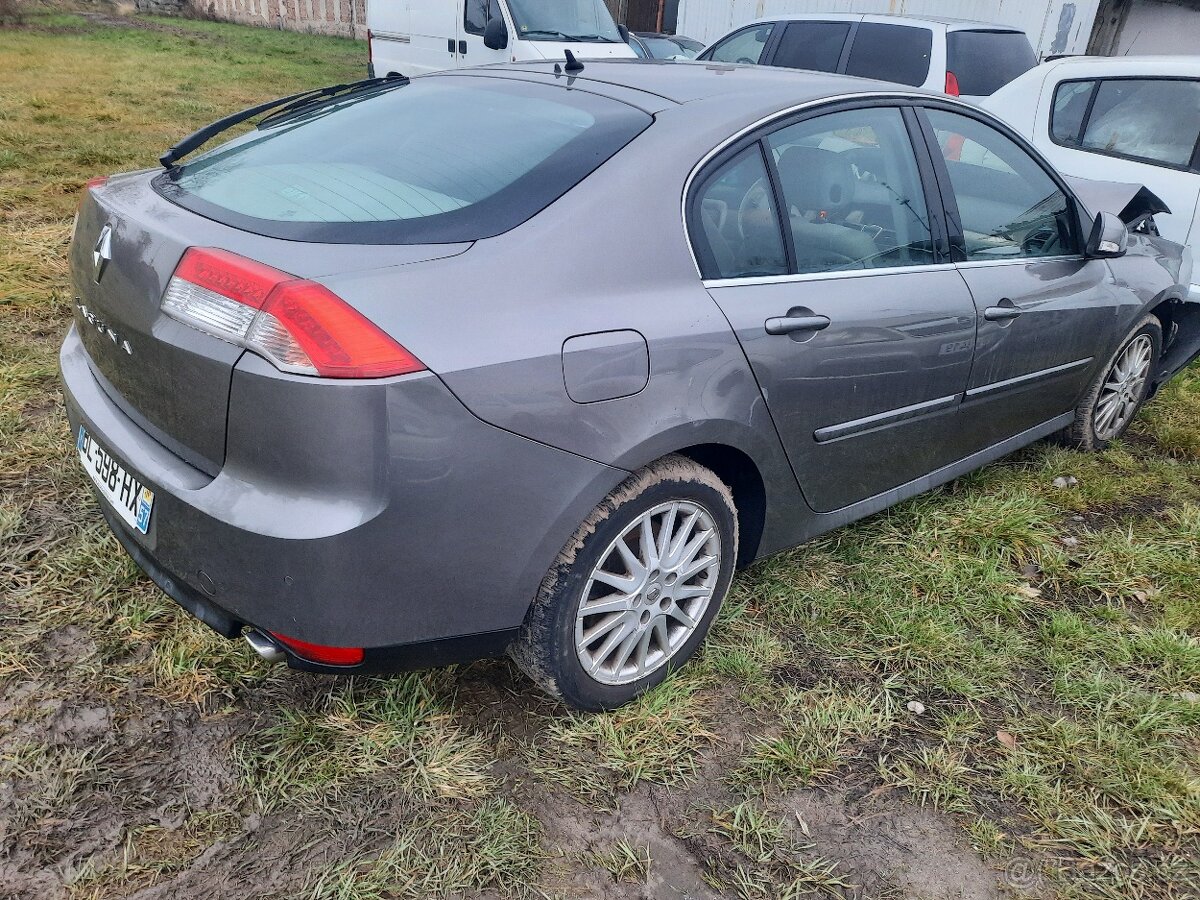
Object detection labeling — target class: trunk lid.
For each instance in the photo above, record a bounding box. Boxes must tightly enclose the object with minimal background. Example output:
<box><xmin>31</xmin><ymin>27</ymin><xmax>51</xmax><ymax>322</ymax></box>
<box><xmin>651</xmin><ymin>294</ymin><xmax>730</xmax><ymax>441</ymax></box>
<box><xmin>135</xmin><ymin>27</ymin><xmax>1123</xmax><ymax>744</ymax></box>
<box><xmin>70</xmin><ymin>172</ymin><xmax>468</xmax><ymax>473</ymax></box>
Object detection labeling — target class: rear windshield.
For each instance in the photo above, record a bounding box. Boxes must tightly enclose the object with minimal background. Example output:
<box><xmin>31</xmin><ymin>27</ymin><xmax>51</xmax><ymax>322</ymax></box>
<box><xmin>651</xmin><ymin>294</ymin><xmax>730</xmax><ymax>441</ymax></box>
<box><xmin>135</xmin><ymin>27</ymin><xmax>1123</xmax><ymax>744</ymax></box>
<box><xmin>946</xmin><ymin>30</ymin><xmax>1036</xmax><ymax>96</ymax></box>
<box><xmin>845</xmin><ymin>23</ymin><xmax>932</xmax><ymax>87</ymax></box>
<box><xmin>156</xmin><ymin>77</ymin><xmax>650</xmax><ymax>244</ymax></box>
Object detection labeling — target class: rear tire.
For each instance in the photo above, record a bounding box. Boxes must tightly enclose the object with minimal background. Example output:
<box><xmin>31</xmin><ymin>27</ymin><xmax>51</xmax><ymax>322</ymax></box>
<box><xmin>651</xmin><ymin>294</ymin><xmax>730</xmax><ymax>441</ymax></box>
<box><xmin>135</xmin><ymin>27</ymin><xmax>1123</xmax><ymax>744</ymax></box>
<box><xmin>1059</xmin><ymin>314</ymin><xmax>1161</xmax><ymax>452</ymax></box>
<box><xmin>511</xmin><ymin>455</ymin><xmax>737</xmax><ymax>711</ymax></box>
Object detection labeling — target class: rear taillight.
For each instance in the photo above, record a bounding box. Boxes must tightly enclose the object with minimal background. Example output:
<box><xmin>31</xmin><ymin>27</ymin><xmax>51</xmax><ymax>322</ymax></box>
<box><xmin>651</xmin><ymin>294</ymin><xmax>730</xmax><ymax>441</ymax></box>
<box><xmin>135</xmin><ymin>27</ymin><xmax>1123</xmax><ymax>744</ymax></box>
<box><xmin>270</xmin><ymin>632</ymin><xmax>365</xmax><ymax>666</ymax></box>
<box><xmin>162</xmin><ymin>247</ymin><xmax>425</xmax><ymax>379</ymax></box>
<box><xmin>945</xmin><ymin>71</ymin><xmax>961</xmax><ymax>96</ymax></box>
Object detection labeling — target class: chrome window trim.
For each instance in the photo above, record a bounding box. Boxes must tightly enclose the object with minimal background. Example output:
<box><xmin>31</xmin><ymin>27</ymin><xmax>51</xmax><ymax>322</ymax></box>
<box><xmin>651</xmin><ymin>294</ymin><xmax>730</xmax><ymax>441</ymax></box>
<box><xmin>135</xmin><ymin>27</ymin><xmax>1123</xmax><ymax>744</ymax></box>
<box><xmin>681</xmin><ymin>90</ymin><xmax>1004</xmax><ymax>281</ymax></box>
<box><xmin>702</xmin><ymin>261</ymin><xmax>953</xmax><ymax>289</ymax></box>
<box><xmin>955</xmin><ymin>254</ymin><xmax>1083</xmax><ymax>269</ymax></box>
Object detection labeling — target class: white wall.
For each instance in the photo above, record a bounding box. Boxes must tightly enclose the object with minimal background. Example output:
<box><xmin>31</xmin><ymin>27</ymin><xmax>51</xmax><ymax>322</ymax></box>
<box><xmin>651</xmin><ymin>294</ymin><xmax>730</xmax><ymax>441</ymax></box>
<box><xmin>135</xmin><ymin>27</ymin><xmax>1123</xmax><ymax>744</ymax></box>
<box><xmin>678</xmin><ymin>0</ymin><xmax>1103</xmax><ymax>58</ymax></box>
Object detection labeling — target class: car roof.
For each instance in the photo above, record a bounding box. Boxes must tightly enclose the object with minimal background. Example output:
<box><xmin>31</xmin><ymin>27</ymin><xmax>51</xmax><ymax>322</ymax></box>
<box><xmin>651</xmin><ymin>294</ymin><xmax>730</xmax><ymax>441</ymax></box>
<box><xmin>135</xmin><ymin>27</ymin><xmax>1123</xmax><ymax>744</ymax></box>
<box><xmin>1039</xmin><ymin>54</ymin><xmax>1200</xmax><ymax>75</ymax></box>
<box><xmin>481</xmin><ymin>58</ymin><xmax>921</xmax><ymax>108</ymax></box>
<box><xmin>735</xmin><ymin>12</ymin><xmax>1024</xmax><ymax>31</ymax></box>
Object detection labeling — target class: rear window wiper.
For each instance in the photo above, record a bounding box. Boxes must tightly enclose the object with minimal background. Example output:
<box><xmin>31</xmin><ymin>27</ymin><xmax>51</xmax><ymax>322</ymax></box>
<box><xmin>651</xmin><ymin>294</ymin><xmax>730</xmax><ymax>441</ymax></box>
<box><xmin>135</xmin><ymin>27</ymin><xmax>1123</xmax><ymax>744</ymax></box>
<box><xmin>159</xmin><ymin>74</ymin><xmax>408</xmax><ymax>169</ymax></box>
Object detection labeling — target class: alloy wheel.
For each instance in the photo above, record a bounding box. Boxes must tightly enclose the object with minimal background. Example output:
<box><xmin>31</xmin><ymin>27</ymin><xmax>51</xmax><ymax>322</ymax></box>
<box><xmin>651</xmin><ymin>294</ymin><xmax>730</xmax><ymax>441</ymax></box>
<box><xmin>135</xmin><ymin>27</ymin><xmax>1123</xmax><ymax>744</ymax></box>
<box><xmin>1094</xmin><ymin>334</ymin><xmax>1153</xmax><ymax>441</ymax></box>
<box><xmin>575</xmin><ymin>500</ymin><xmax>722</xmax><ymax>685</ymax></box>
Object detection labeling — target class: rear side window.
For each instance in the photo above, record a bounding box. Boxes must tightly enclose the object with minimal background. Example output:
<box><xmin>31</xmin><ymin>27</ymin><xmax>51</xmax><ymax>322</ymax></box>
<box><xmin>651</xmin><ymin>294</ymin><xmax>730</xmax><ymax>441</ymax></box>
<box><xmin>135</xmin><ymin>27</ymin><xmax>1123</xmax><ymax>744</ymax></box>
<box><xmin>946</xmin><ymin>31</ymin><xmax>1036</xmax><ymax>96</ymax></box>
<box><xmin>705</xmin><ymin>24</ymin><xmax>775</xmax><ymax>65</ymax></box>
<box><xmin>844</xmin><ymin>23</ymin><xmax>932</xmax><ymax>87</ymax></box>
<box><xmin>158</xmin><ymin>78</ymin><xmax>651</xmax><ymax>244</ymax></box>
<box><xmin>771</xmin><ymin>21</ymin><xmax>851</xmax><ymax>74</ymax></box>
<box><xmin>1080</xmin><ymin>79</ymin><xmax>1200</xmax><ymax>168</ymax></box>
<box><xmin>691</xmin><ymin>147</ymin><xmax>788</xmax><ymax>280</ymax></box>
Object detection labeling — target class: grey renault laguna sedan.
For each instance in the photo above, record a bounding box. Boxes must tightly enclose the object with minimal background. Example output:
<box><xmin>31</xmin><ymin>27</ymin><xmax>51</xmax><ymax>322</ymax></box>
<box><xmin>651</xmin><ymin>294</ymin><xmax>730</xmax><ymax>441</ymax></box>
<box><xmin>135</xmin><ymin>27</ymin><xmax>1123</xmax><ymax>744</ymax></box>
<box><xmin>63</xmin><ymin>60</ymin><xmax>1197</xmax><ymax>710</ymax></box>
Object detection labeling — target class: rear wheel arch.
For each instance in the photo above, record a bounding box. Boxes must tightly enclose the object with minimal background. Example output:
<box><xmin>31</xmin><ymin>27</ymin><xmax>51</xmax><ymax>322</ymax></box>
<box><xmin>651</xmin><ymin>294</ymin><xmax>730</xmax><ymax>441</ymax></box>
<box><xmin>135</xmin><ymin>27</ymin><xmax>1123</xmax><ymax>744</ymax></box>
<box><xmin>674</xmin><ymin>443</ymin><xmax>766</xmax><ymax>568</ymax></box>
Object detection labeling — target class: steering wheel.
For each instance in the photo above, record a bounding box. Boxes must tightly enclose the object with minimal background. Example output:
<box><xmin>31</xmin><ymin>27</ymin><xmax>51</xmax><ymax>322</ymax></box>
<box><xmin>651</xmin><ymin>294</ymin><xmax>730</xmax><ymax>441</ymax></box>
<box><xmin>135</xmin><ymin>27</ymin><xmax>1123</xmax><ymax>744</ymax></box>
<box><xmin>735</xmin><ymin>56</ymin><xmax>756</xmax><ymax>64</ymax></box>
<box><xmin>737</xmin><ymin>178</ymin><xmax>773</xmax><ymax>240</ymax></box>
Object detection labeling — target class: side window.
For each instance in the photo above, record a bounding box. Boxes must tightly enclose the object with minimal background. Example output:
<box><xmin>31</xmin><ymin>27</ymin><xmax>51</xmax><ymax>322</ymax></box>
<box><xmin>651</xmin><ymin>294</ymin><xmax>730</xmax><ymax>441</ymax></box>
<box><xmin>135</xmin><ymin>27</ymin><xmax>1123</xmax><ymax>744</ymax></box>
<box><xmin>691</xmin><ymin>146</ymin><xmax>787</xmax><ymax>280</ymax></box>
<box><xmin>771</xmin><ymin>21</ymin><xmax>851</xmax><ymax>73</ymax></box>
<box><xmin>765</xmin><ymin>106</ymin><xmax>935</xmax><ymax>274</ymax></box>
<box><xmin>926</xmin><ymin>109</ymin><xmax>1078</xmax><ymax>261</ymax></box>
<box><xmin>1050</xmin><ymin>79</ymin><xmax>1097</xmax><ymax>146</ymax></box>
<box><xmin>1080</xmin><ymin>79</ymin><xmax>1200</xmax><ymax>168</ymax></box>
<box><xmin>844</xmin><ymin>23</ymin><xmax>932</xmax><ymax>87</ymax></box>
<box><xmin>705</xmin><ymin>24</ymin><xmax>775</xmax><ymax>65</ymax></box>
<box><xmin>464</xmin><ymin>0</ymin><xmax>500</xmax><ymax>36</ymax></box>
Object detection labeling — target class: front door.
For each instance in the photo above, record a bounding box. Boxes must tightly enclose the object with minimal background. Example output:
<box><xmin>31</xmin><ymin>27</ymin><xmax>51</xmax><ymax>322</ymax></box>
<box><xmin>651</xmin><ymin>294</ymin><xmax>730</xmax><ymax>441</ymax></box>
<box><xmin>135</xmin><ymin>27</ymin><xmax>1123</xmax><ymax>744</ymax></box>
<box><xmin>693</xmin><ymin>105</ymin><xmax>978</xmax><ymax>513</ymax></box>
<box><xmin>460</xmin><ymin>0</ymin><xmax>510</xmax><ymax>67</ymax></box>
<box><xmin>920</xmin><ymin>106</ymin><xmax>1135</xmax><ymax>449</ymax></box>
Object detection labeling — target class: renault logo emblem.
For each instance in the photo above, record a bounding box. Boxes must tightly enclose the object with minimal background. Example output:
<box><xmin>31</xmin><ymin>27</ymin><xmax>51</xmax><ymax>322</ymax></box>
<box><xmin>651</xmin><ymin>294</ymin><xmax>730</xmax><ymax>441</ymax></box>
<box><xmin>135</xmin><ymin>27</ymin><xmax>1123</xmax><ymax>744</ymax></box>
<box><xmin>92</xmin><ymin>224</ymin><xmax>112</xmax><ymax>284</ymax></box>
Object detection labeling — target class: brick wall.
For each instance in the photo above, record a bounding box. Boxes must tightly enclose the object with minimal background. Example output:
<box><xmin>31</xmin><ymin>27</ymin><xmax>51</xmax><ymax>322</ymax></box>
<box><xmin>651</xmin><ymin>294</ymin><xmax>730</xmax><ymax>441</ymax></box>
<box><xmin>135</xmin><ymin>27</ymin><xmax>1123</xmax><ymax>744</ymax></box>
<box><xmin>136</xmin><ymin>0</ymin><xmax>367</xmax><ymax>39</ymax></box>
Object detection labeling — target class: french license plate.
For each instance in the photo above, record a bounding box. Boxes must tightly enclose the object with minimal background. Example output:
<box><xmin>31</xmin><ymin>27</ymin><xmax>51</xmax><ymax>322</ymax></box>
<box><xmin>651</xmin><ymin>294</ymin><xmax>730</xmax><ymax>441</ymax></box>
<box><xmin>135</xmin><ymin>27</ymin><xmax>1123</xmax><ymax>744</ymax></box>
<box><xmin>77</xmin><ymin>425</ymin><xmax>154</xmax><ymax>534</ymax></box>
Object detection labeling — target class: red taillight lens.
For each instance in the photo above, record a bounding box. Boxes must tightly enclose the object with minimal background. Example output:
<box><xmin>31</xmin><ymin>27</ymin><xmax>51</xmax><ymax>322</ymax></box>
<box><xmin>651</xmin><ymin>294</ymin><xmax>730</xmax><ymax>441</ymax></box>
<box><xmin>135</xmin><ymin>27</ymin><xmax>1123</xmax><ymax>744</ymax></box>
<box><xmin>162</xmin><ymin>247</ymin><xmax>425</xmax><ymax>379</ymax></box>
<box><xmin>945</xmin><ymin>71</ymin><xmax>961</xmax><ymax>96</ymax></box>
<box><xmin>86</xmin><ymin>175</ymin><xmax>109</xmax><ymax>190</ymax></box>
<box><xmin>270</xmin><ymin>632</ymin><xmax>365</xmax><ymax>666</ymax></box>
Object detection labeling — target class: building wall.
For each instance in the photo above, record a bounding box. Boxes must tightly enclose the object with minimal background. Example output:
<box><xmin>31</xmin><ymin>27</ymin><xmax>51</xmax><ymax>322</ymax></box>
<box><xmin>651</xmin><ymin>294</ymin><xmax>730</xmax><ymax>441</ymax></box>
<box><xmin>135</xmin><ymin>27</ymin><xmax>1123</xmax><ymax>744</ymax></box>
<box><xmin>1113</xmin><ymin>0</ymin><xmax>1200</xmax><ymax>53</ymax></box>
<box><xmin>136</xmin><ymin>0</ymin><xmax>367</xmax><ymax>38</ymax></box>
<box><xmin>677</xmin><ymin>0</ymin><xmax>1103</xmax><ymax>57</ymax></box>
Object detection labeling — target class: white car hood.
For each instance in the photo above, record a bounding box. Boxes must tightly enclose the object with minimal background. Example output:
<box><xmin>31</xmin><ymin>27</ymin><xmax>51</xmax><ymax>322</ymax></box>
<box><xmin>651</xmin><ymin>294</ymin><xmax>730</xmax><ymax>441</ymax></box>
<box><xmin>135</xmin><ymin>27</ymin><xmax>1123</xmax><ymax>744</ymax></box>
<box><xmin>521</xmin><ymin>40</ymin><xmax>636</xmax><ymax>61</ymax></box>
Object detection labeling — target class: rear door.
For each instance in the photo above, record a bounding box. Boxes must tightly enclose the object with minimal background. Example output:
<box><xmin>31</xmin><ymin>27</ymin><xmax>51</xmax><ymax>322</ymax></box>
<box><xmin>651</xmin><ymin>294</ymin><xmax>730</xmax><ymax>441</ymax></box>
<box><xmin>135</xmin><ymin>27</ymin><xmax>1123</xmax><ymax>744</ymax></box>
<box><xmin>917</xmin><ymin>104</ymin><xmax>1132</xmax><ymax>449</ymax></box>
<box><xmin>691</xmin><ymin>102</ymin><xmax>978</xmax><ymax>513</ymax></box>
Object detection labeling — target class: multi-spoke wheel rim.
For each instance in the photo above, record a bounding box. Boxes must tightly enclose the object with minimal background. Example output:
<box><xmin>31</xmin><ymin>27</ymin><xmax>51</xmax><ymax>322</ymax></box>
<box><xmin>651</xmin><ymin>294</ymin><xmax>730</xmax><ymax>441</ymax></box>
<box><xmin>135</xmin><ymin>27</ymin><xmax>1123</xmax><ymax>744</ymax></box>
<box><xmin>575</xmin><ymin>500</ymin><xmax>722</xmax><ymax>686</ymax></box>
<box><xmin>1094</xmin><ymin>334</ymin><xmax>1153</xmax><ymax>441</ymax></box>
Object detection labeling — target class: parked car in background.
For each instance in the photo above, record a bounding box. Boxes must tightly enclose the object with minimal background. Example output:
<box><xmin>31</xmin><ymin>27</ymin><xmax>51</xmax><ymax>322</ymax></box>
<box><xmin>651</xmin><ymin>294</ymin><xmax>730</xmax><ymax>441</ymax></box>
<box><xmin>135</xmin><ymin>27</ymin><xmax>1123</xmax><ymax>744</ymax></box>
<box><xmin>698</xmin><ymin>14</ymin><xmax>1036</xmax><ymax>102</ymax></box>
<box><xmin>367</xmin><ymin>0</ymin><xmax>635</xmax><ymax>77</ymax></box>
<box><xmin>65</xmin><ymin>61</ymin><xmax>1195</xmax><ymax>711</ymax></box>
<box><xmin>984</xmin><ymin>56</ymin><xmax>1200</xmax><ymax>299</ymax></box>
<box><xmin>626</xmin><ymin>31</ymin><xmax>704</xmax><ymax>60</ymax></box>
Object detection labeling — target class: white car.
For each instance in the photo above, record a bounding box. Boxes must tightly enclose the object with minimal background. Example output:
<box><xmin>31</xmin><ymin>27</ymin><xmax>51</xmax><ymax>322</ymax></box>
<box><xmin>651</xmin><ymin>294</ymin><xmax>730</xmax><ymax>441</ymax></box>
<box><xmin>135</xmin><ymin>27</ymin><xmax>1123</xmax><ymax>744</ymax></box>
<box><xmin>367</xmin><ymin>0</ymin><xmax>635</xmax><ymax>79</ymax></box>
<box><xmin>697</xmin><ymin>14</ymin><xmax>1037</xmax><ymax>103</ymax></box>
<box><xmin>985</xmin><ymin>56</ymin><xmax>1200</xmax><ymax>298</ymax></box>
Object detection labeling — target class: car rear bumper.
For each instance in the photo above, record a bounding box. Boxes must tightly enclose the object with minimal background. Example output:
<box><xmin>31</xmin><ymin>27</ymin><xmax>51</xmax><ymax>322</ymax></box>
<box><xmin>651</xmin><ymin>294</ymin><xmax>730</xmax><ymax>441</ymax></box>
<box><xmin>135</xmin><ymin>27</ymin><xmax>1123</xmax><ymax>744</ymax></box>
<box><xmin>60</xmin><ymin>324</ymin><xmax>626</xmax><ymax>666</ymax></box>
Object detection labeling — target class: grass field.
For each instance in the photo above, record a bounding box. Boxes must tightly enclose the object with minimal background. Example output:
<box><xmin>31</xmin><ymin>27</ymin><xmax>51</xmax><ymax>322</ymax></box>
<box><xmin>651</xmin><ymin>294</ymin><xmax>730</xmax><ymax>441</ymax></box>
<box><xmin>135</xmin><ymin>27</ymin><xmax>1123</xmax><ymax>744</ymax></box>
<box><xmin>2</xmin><ymin>10</ymin><xmax>1199</xmax><ymax>899</ymax></box>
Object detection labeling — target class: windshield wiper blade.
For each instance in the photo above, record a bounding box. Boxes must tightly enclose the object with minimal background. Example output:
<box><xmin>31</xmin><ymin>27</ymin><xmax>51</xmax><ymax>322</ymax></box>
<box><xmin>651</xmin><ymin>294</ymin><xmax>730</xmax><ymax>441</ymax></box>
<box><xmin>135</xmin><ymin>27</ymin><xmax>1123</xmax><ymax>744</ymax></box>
<box><xmin>522</xmin><ymin>29</ymin><xmax>583</xmax><ymax>41</ymax></box>
<box><xmin>572</xmin><ymin>34</ymin><xmax>619</xmax><ymax>42</ymax></box>
<box><xmin>159</xmin><ymin>74</ymin><xmax>408</xmax><ymax>169</ymax></box>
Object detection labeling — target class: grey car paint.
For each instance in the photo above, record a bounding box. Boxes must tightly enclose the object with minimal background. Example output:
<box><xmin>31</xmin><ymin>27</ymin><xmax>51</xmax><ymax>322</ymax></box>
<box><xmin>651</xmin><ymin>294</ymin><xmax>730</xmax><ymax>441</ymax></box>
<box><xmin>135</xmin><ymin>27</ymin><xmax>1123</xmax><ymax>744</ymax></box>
<box><xmin>60</xmin><ymin>60</ymin><xmax>1195</xmax><ymax>670</ymax></box>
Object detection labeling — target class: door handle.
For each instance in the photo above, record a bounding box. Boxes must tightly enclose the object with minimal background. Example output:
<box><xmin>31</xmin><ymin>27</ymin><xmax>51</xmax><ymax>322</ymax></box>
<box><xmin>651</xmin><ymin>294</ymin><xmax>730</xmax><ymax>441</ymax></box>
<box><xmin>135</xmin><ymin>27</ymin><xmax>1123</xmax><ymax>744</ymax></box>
<box><xmin>764</xmin><ymin>314</ymin><xmax>831</xmax><ymax>335</ymax></box>
<box><xmin>984</xmin><ymin>300</ymin><xmax>1022</xmax><ymax>322</ymax></box>
<box><xmin>459</xmin><ymin>40</ymin><xmax>467</xmax><ymax>54</ymax></box>
<box><xmin>448</xmin><ymin>38</ymin><xmax>455</xmax><ymax>54</ymax></box>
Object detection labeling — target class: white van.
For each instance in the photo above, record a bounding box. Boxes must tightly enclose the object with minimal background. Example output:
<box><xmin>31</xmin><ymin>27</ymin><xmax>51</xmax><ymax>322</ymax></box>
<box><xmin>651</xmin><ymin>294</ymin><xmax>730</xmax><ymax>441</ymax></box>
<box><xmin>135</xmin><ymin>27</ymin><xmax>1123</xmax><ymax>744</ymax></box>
<box><xmin>367</xmin><ymin>0</ymin><xmax>637</xmax><ymax>78</ymax></box>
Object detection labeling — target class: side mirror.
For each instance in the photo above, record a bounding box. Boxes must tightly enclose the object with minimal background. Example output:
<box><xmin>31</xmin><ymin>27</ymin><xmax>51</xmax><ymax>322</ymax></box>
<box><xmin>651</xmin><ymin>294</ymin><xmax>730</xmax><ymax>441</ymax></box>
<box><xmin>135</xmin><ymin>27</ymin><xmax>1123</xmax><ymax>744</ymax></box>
<box><xmin>617</xmin><ymin>23</ymin><xmax>630</xmax><ymax>42</ymax></box>
<box><xmin>483</xmin><ymin>16</ymin><xmax>508</xmax><ymax>50</ymax></box>
<box><xmin>1086</xmin><ymin>211</ymin><xmax>1128</xmax><ymax>258</ymax></box>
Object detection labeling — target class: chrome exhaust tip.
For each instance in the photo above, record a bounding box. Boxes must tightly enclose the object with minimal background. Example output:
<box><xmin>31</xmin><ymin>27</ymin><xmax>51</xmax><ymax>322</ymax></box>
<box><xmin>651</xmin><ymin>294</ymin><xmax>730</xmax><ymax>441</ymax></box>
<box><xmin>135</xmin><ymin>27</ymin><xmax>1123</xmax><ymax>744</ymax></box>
<box><xmin>244</xmin><ymin>629</ymin><xmax>286</xmax><ymax>665</ymax></box>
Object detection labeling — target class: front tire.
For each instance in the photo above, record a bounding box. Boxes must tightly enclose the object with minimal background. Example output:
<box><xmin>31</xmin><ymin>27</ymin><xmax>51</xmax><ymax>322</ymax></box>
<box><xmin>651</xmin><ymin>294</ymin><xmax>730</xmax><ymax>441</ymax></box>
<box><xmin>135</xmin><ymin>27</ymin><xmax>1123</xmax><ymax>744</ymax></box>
<box><xmin>511</xmin><ymin>455</ymin><xmax>737</xmax><ymax>711</ymax></box>
<box><xmin>1061</xmin><ymin>314</ymin><xmax>1161</xmax><ymax>451</ymax></box>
